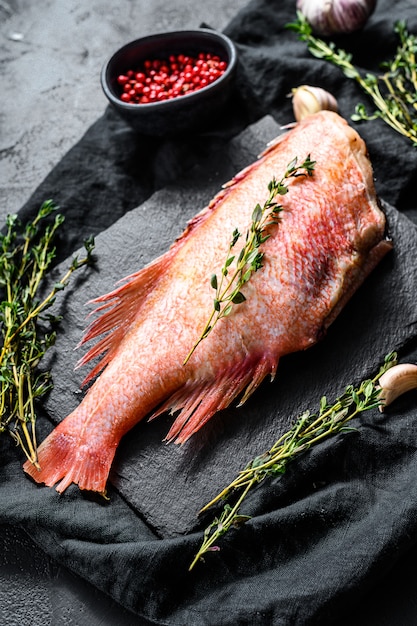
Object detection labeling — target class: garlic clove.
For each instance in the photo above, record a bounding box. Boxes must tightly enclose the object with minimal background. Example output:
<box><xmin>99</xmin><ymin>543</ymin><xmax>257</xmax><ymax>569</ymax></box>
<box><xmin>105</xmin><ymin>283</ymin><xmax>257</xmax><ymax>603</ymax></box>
<box><xmin>377</xmin><ymin>363</ymin><xmax>417</xmax><ymax>411</ymax></box>
<box><xmin>291</xmin><ymin>85</ymin><xmax>338</xmax><ymax>122</ymax></box>
<box><xmin>296</xmin><ymin>0</ymin><xmax>377</xmax><ymax>37</ymax></box>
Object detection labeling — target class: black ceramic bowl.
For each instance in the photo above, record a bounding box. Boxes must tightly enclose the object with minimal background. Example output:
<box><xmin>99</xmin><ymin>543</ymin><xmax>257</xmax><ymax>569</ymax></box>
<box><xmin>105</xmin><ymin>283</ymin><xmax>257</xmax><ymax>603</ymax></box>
<box><xmin>101</xmin><ymin>29</ymin><xmax>237</xmax><ymax>136</ymax></box>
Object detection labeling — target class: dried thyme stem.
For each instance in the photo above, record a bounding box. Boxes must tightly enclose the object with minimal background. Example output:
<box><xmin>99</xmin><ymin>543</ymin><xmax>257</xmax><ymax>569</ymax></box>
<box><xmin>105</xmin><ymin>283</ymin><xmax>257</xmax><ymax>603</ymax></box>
<box><xmin>184</xmin><ymin>155</ymin><xmax>315</xmax><ymax>364</ymax></box>
<box><xmin>0</xmin><ymin>200</ymin><xmax>95</xmax><ymax>465</ymax></box>
<box><xmin>288</xmin><ymin>14</ymin><xmax>417</xmax><ymax>146</ymax></box>
<box><xmin>189</xmin><ymin>352</ymin><xmax>397</xmax><ymax>570</ymax></box>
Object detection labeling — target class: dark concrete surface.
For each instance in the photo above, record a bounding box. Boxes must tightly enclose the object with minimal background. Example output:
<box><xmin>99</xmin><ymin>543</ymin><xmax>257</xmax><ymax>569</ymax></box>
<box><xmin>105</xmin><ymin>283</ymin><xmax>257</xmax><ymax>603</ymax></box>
<box><xmin>0</xmin><ymin>1</ymin><xmax>248</xmax><ymax>624</ymax></box>
<box><xmin>0</xmin><ymin>0</ymin><xmax>246</xmax><ymax>222</ymax></box>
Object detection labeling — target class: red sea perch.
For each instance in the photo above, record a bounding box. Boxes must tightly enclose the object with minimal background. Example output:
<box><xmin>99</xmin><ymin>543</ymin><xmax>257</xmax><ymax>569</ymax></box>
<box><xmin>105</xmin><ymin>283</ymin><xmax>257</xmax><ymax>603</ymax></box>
<box><xmin>24</xmin><ymin>111</ymin><xmax>392</xmax><ymax>494</ymax></box>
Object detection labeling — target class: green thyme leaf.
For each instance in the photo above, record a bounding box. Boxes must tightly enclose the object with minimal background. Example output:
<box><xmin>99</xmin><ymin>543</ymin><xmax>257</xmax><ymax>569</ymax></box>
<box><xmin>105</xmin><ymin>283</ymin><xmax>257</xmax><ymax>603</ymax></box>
<box><xmin>288</xmin><ymin>12</ymin><xmax>417</xmax><ymax>147</ymax></box>
<box><xmin>0</xmin><ymin>200</ymin><xmax>95</xmax><ymax>466</ymax></box>
<box><xmin>189</xmin><ymin>352</ymin><xmax>398</xmax><ymax>570</ymax></box>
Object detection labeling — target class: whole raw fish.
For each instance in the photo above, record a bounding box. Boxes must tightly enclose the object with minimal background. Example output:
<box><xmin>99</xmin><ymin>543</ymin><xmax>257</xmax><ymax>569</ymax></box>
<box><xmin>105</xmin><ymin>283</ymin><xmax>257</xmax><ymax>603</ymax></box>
<box><xmin>24</xmin><ymin>111</ymin><xmax>392</xmax><ymax>493</ymax></box>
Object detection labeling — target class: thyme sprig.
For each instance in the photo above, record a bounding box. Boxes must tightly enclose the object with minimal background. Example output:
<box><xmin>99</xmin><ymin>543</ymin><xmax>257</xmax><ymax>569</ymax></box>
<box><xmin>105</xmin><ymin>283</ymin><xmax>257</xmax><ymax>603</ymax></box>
<box><xmin>184</xmin><ymin>155</ymin><xmax>315</xmax><ymax>364</ymax></box>
<box><xmin>288</xmin><ymin>13</ymin><xmax>417</xmax><ymax>146</ymax></box>
<box><xmin>0</xmin><ymin>200</ymin><xmax>95</xmax><ymax>466</ymax></box>
<box><xmin>189</xmin><ymin>352</ymin><xmax>397</xmax><ymax>570</ymax></box>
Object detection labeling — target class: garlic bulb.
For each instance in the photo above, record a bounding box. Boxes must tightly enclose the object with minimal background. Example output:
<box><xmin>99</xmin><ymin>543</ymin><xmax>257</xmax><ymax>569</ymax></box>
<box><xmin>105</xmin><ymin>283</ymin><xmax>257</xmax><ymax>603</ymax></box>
<box><xmin>296</xmin><ymin>0</ymin><xmax>377</xmax><ymax>36</ymax></box>
<box><xmin>378</xmin><ymin>363</ymin><xmax>417</xmax><ymax>411</ymax></box>
<box><xmin>291</xmin><ymin>85</ymin><xmax>338</xmax><ymax>122</ymax></box>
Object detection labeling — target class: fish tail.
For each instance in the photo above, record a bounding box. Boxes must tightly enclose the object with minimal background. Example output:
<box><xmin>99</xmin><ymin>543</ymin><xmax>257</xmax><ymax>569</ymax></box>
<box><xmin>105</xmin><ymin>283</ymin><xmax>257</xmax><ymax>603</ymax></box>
<box><xmin>23</xmin><ymin>419</ymin><xmax>116</xmax><ymax>494</ymax></box>
<box><xmin>152</xmin><ymin>354</ymin><xmax>278</xmax><ymax>444</ymax></box>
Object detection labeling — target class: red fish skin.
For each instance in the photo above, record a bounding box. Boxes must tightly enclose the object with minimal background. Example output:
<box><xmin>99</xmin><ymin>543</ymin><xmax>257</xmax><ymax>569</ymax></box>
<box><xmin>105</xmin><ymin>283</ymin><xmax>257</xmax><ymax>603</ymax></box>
<box><xmin>23</xmin><ymin>111</ymin><xmax>392</xmax><ymax>493</ymax></box>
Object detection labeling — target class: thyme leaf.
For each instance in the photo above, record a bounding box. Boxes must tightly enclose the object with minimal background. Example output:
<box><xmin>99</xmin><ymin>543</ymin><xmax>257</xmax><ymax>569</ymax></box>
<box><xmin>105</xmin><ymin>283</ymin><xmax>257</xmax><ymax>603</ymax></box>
<box><xmin>184</xmin><ymin>155</ymin><xmax>315</xmax><ymax>364</ymax></box>
<box><xmin>0</xmin><ymin>200</ymin><xmax>95</xmax><ymax>466</ymax></box>
<box><xmin>287</xmin><ymin>13</ymin><xmax>417</xmax><ymax>146</ymax></box>
<box><xmin>189</xmin><ymin>352</ymin><xmax>398</xmax><ymax>570</ymax></box>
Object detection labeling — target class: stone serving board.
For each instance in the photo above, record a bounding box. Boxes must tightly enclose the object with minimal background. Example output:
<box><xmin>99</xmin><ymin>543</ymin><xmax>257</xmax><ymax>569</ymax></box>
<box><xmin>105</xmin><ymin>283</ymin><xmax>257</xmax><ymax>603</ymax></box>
<box><xmin>42</xmin><ymin>116</ymin><xmax>417</xmax><ymax>538</ymax></box>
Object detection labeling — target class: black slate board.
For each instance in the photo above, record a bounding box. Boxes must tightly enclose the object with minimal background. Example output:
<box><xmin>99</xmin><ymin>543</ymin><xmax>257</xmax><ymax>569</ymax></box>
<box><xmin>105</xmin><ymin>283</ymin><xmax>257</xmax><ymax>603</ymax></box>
<box><xmin>42</xmin><ymin>116</ymin><xmax>417</xmax><ymax>538</ymax></box>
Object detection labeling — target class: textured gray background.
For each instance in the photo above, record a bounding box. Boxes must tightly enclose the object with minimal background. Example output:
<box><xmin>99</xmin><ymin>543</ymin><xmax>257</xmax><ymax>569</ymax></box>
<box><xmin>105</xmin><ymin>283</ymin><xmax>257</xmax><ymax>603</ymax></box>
<box><xmin>0</xmin><ymin>0</ymin><xmax>246</xmax><ymax>222</ymax></box>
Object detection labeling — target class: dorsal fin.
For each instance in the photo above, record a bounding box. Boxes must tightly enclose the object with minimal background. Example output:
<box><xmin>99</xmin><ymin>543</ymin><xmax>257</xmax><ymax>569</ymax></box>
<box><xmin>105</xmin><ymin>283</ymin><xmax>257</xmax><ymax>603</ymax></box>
<box><xmin>76</xmin><ymin>247</ymin><xmax>175</xmax><ymax>385</ymax></box>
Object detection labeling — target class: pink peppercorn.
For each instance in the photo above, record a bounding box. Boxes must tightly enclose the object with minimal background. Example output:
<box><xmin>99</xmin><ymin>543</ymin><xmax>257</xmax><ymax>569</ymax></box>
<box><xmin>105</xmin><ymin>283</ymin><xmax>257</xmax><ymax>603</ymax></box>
<box><xmin>116</xmin><ymin>51</ymin><xmax>228</xmax><ymax>104</ymax></box>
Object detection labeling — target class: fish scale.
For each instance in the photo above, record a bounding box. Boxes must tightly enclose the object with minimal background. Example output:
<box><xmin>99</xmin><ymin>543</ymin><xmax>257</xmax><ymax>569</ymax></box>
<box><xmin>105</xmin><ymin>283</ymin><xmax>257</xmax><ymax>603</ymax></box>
<box><xmin>23</xmin><ymin>111</ymin><xmax>392</xmax><ymax>494</ymax></box>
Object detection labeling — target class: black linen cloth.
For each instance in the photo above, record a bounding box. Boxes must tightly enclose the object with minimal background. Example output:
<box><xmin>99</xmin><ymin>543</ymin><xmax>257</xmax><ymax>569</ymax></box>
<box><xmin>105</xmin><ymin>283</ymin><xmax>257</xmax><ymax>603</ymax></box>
<box><xmin>2</xmin><ymin>0</ymin><xmax>417</xmax><ymax>624</ymax></box>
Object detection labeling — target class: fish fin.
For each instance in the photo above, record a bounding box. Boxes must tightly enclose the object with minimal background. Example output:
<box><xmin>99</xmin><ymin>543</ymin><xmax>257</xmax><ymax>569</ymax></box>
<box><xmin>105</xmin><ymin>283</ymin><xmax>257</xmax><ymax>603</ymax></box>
<box><xmin>76</xmin><ymin>244</ymin><xmax>181</xmax><ymax>385</ymax></box>
<box><xmin>152</xmin><ymin>354</ymin><xmax>278</xmax><ymax>444</ymax></box>
<box><xmin>23</xmin><ymin>418</ymin><xmax>116</xmax><ymax>494</ymax></box>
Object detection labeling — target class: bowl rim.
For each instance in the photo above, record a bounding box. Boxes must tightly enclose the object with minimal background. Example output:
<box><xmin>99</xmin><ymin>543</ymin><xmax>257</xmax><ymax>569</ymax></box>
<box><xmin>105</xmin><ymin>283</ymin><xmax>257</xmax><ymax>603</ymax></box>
<box><xmin>100</xmin><ymin>28</ymin><xmax>238</xmax><ymax>111</ymax></box>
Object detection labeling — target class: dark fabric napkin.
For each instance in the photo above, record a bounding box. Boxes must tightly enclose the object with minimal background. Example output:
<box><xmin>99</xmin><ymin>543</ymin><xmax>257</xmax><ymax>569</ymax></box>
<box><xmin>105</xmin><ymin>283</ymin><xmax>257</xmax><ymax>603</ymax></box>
<box><xmin>2</xmin><ymin>0</ymin><xmax>417</xmax><ymax>624</ymax></box>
